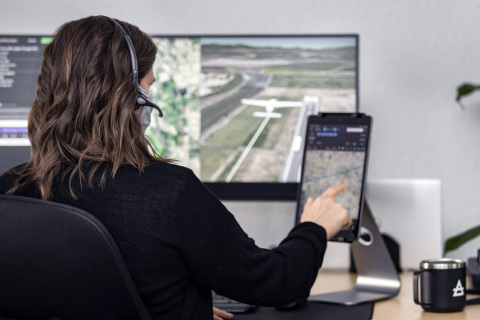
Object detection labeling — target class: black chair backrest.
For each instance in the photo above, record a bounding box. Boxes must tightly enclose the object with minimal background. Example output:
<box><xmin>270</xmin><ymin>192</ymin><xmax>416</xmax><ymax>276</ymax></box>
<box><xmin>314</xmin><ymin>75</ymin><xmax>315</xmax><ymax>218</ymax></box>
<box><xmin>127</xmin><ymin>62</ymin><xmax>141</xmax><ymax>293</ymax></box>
<box><xmin>0</xmin><ymin>194</ymin><xmax>152</xmax><ymax>320</ymax></box>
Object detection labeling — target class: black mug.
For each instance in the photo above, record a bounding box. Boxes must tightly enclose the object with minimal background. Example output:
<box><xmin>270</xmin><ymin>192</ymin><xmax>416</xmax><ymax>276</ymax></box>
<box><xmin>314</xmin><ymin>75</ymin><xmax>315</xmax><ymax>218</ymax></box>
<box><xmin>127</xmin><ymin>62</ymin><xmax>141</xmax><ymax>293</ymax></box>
<box><xmin>413</xmin><ymin>258</ymin><xmax>466</xmax><ymax>312</ymax></box>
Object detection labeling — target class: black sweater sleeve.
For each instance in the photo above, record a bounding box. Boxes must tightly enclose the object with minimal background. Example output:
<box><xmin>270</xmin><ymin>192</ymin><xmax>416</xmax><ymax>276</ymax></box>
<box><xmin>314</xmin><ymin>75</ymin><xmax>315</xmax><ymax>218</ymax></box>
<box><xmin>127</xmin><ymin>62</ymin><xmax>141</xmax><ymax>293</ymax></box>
<box><xmin>172</xmin><ymin>169</ymin><xmax>328</xmax><ymax>307</ymax></box>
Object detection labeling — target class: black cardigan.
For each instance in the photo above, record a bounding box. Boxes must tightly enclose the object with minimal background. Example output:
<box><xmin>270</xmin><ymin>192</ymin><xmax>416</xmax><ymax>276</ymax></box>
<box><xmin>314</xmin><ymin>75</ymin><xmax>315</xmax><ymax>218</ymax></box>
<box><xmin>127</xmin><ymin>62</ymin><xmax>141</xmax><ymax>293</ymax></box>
<box><xmin>0</xmin><ymin>161</ymin><xmax>327</xmax><ymax>319</ymax></box>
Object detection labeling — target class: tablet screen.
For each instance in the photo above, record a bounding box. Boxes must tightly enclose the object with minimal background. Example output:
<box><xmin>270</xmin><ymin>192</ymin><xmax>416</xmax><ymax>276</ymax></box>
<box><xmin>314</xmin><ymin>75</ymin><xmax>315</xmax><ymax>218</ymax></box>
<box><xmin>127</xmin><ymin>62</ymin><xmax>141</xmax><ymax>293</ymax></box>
<box><xmin>296</xmin><ymin>114</ymin><xmax>371</xmax><ymax>242</ymax></box>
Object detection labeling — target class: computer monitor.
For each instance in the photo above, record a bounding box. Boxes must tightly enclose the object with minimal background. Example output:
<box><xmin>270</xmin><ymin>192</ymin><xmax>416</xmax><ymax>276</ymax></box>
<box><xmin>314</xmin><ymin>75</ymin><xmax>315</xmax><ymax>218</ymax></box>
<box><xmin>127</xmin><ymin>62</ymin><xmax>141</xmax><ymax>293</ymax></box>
<box><xmin>0</xmin><ymin>35</ymin><xmax>53</xmax><ymax>173</ymax></box>
<box><xmin>147</xmin><ymin>35</ymin><xmax>359</xmax><ymax>200</ymax></box>
<box><xmin>0</xmin><ymin>34</ymin><xmax>359</xmax><ymax>201</ymax></box>
<box><xmin>0</xmin><ymin>36</ymin><xmax>52</xmax><ymax>145</ymax></box>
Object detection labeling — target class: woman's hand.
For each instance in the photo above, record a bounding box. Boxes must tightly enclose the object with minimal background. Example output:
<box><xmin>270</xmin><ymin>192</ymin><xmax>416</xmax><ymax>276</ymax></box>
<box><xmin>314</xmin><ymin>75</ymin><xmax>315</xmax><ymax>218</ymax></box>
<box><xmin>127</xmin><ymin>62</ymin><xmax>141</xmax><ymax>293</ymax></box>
<box><xmin>300</xmin><ymin>183</ymin><xmax>352</xmax><ymax>240</ymax></box>
<box><xmin>213</xmin><ymin>307</ymin><xmax>234</xmax><ymax>320</ymax></box>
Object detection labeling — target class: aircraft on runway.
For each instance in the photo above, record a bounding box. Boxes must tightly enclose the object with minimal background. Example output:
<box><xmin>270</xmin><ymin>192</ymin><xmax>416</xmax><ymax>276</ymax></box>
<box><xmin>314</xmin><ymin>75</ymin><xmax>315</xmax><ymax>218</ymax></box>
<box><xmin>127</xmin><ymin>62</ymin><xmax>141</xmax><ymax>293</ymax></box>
<box><xmin>241</xmin><ymin>98</ymin><xmax>303</xmax><ymax>118</ymax></box>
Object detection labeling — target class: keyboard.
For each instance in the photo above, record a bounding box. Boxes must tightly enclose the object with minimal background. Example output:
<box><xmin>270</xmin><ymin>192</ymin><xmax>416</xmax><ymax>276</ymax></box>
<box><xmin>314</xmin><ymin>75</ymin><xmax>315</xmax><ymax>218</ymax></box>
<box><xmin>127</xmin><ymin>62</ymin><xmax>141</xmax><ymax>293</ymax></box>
<box><xmin>212</xmin><ymin>292</ymin><xmax>257</xmax><ymax>313</ymax></box>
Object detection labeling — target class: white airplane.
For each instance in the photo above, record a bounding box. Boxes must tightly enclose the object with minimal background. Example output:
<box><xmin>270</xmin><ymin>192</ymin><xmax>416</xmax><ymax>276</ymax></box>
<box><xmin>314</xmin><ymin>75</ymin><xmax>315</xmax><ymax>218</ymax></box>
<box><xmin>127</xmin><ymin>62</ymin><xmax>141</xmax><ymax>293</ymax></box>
<box><xmin>241</xmin><ymin>98</ymin><xmax>303</xmax><ymax>118</ymax></box>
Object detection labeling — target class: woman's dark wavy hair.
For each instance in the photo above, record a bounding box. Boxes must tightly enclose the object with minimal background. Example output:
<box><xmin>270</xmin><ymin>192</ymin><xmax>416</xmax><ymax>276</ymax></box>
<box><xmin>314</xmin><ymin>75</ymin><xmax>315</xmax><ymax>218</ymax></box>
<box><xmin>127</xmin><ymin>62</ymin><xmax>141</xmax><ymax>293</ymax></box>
<box><xmin>7</xmin><ymin>16</ymin><xmax>172</xmax><ymax>200</ymax></box>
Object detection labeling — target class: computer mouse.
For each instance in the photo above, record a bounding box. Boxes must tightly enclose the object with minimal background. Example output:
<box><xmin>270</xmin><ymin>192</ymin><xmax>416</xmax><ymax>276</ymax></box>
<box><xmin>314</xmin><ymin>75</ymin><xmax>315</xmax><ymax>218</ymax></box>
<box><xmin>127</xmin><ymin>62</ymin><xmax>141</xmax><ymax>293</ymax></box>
<box><xmin>275</xmin><ymin>298</ymin><xmax>307</xmax><ymax>311</ymax></box>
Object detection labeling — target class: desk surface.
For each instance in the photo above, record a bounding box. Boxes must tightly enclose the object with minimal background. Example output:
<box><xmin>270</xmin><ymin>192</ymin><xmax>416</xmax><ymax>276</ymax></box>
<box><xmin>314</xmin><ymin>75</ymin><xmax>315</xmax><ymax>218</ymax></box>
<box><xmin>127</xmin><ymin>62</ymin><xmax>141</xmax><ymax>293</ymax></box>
<box><xmin>311</xmin><ymin>270</ymin><xmax>480</xmax><ymax>320</ymax></box>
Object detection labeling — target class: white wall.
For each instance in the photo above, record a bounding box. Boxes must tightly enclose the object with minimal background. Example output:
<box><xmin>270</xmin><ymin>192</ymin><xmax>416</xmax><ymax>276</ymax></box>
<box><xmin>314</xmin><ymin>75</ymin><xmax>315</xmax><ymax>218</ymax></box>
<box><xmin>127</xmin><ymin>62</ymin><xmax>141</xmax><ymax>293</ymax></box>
<box><xmin>2</xmin><ymin>0</ymin><xmax>480</xmax><ymax>261</ymax></box>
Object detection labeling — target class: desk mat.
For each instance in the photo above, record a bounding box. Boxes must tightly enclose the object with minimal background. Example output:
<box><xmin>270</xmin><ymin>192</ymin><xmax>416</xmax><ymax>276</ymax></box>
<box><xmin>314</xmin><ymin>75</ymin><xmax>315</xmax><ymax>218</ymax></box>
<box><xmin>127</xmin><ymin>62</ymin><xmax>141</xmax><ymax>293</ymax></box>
<box><xmin>234</xmin><ymin>301</ymin><xmax>374</xmax><ymax>320</ymax></box>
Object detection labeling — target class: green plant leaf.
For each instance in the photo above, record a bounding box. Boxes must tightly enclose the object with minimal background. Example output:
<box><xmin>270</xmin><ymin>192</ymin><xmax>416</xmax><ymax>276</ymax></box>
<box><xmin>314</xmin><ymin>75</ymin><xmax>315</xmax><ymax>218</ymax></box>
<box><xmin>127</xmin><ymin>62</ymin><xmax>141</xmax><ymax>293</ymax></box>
<box><xmin>456</xmin><ymin>83</ymin><xmax>480</xmax><ymax>108</ymax></box>
<box><xmin>444</xmin><ymin>225</ymin><xmax>480</xmax><ymax>253</ymax></box>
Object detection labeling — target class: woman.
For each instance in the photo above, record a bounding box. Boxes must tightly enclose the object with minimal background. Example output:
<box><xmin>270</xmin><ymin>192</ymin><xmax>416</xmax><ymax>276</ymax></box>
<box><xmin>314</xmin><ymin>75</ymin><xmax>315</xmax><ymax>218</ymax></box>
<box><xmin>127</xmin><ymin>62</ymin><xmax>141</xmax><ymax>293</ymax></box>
<box><xmin>0</xmin><ymin>16</ymin><xmax>351</xmax><ymax>320</ymax></box>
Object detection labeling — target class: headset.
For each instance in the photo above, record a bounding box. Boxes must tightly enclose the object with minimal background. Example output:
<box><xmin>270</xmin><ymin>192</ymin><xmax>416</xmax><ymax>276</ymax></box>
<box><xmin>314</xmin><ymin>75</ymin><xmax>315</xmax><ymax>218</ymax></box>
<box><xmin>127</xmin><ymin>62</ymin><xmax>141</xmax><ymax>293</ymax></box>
<box><xmin>107</xmin><ymin>17</ymin><xmax>163</xmax><ymax>117</ymax></box>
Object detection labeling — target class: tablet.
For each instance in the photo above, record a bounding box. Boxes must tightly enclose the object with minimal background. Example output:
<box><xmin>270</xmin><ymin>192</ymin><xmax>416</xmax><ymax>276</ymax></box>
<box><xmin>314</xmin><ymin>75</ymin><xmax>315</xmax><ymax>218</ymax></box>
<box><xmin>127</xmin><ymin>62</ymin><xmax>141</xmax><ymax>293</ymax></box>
<box><xmin>295</xmin><ymin>113</ymin><xmax>372</xmax><ymax>242</ymax></box>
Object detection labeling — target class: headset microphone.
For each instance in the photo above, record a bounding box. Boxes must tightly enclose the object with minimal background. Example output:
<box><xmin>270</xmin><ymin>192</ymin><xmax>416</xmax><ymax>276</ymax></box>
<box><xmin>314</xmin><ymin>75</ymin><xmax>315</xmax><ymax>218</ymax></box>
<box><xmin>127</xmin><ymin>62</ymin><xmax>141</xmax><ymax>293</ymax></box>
<box><xmin>136</xmin><ymin>95</ymin><xmax>163</xmax><ymax>117</ymax></box>
<box><xmin>106</xmin><ymin>17</ymin><xmax>163</xmax><ymax>117</ymax></box>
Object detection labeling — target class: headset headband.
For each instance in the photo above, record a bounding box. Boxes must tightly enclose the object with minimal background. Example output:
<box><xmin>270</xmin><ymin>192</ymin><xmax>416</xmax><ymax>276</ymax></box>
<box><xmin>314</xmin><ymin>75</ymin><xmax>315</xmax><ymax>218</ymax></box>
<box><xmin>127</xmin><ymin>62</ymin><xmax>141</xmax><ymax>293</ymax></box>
<box><xmin>108</xmin><ymin>18</ymin><xmax>138</xmax><ymax>90</ymax></box>
<box><xmin>105</xmin><ymin>16</ymin><xmax>163</xmax><ymax>117</ymax></box>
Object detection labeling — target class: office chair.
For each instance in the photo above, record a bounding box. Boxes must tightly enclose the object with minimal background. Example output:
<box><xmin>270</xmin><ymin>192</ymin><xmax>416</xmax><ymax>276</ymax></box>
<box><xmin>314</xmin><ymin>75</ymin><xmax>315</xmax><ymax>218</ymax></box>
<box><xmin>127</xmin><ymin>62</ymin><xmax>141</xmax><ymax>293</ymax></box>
<box><xmin>0</xmin><ymin>194</ymin><xmax>152</xmax><ymax>320</ymax></box>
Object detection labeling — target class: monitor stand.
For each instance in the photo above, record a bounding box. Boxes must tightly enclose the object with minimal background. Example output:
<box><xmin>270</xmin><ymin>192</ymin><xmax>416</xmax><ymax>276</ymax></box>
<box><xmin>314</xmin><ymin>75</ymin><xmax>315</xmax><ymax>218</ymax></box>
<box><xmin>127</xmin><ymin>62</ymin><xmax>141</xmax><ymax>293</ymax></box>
<box><xmin>308</xmin><ymin>201</ymin><xmax>401</xmax><ymax>305</ymax></box>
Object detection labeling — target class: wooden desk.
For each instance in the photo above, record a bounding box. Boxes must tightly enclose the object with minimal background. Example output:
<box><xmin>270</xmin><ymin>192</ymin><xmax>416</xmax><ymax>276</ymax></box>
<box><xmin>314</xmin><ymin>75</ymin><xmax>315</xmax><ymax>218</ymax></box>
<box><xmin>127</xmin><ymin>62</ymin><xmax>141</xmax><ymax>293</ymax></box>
<box><xmin>311</xmin><ymin>270</ymin><xmax>480</xmax><ymax>319</ymax></box>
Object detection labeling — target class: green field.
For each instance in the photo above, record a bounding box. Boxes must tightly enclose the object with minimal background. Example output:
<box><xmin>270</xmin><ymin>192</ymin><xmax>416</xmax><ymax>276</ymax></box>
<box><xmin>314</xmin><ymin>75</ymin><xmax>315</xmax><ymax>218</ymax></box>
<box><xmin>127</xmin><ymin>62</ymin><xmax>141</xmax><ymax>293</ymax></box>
<box><xmin>200</xmin><ymin>145</ymin><xmax>240</xmax><ymax>181</ymax></box>
<box><xmin>201</xmin><ymin>84</ymin><xmax>263</xmax><ymax>130</ymax></box>
<box><xmin>205</xmin><ymin>106</ymin><xmax>265</xmax><ymax>146</ymax></box>
<box><xmin>253</xmin><ymin>108</ymin><xmax>293</xmax><ymax>150</ymax></box>
<box><xmin>265</xmin><ymin>62</ymin><xmax>351</xmax><ymax>73</ymax></box>
<box><xmin>201</xmin><ymin>101</ymin><xmax>296</xmax><ymax>181</ymax></box>
<box><xmin>202</xmin><ymin>73</ymin><xmax>243</xmax><ymax>98</ymax></box>
<box><xmin>270</xmin><ymin>75</ymin><xmax>355</xmax><ymax>89</ymax></box>
<box><xmin>233</xmin><ymin>150</ymin><xmax>285</xmax><ymax>182</ymax></box>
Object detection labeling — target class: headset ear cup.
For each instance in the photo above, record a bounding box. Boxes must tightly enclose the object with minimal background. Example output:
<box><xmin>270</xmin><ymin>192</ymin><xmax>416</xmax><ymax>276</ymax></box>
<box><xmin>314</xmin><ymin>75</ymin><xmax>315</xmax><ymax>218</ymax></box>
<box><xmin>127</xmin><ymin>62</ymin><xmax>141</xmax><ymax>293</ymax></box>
<box><xmin>135</xmin><ymin>96</ymin><xmax>146</xmax><ymax>110</ymax></box>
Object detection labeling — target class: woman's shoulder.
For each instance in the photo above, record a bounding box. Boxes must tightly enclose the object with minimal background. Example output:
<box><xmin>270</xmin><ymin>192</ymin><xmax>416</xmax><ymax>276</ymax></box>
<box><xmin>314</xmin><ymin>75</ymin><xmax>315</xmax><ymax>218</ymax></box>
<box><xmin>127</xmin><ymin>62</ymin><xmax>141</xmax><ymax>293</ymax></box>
<box><xmin>0</xmin><ymin>163</ymin><xmax>28</xmax><ymax>194</ymax></box>
<box><xmin>1</xmin><ymin>163</ymin><xmax>27</xmax><ymax>175</ymax></box>
<box><xmin>146</xmin><ymin>160</ymin><xmax>195</xmax><ymax>178</ymax></box>
<box><xmin>118</xmin><ymin>160</ymin><xmax>198</xmax><ymax>185</ymax></box>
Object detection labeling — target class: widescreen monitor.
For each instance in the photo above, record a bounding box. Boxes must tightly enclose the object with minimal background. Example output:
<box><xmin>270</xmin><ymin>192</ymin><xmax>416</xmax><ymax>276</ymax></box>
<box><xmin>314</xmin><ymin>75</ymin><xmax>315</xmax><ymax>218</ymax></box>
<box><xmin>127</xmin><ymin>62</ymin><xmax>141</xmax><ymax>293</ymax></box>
<box><xmin>0</xmin><ymin>34</ymin><xmax>359</xmax><ymax>200</ymax></box>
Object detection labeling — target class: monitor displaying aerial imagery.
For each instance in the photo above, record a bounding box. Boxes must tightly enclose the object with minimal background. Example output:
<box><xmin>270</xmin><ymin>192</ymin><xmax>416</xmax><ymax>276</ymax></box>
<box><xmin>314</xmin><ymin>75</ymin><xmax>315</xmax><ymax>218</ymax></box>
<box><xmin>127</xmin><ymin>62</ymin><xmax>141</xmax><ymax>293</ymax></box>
<box><xmin>0</xmin><ymin>34</ymin><xmax>359</xmax><ymax>199</ymax></box>
<box><xmin>146</xmin><ymin>35</ymin><xmax>359</xmax><ymax>191</ymax></box>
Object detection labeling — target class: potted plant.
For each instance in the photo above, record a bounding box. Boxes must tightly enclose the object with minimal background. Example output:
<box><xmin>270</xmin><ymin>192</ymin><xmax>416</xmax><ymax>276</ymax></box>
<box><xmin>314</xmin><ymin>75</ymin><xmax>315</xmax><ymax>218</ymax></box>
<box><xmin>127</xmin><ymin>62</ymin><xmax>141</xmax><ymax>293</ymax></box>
<box><xmin>445</xmin><ymin>83</ymin><xmax>480</xmax><ymax>254</ymax></box>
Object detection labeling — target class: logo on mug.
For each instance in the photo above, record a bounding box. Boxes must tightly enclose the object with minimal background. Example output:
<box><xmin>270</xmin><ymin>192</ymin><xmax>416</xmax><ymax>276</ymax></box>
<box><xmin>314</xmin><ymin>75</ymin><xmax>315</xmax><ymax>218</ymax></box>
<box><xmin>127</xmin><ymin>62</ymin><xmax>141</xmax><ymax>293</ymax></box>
<box><xmin>452</xmin><ymin>279</ymin><xmax>465</xmax><ymax>297</ymax></box>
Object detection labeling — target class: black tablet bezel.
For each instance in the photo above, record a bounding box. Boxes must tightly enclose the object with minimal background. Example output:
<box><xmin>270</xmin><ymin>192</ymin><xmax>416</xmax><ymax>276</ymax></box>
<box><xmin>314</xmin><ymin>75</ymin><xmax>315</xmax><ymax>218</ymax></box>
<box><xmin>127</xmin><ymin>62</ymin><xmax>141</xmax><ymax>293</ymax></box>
<box><xmin>295</xmin><ymin>113</ymin><xmax>372</xmax><ymax>243</ymax></box>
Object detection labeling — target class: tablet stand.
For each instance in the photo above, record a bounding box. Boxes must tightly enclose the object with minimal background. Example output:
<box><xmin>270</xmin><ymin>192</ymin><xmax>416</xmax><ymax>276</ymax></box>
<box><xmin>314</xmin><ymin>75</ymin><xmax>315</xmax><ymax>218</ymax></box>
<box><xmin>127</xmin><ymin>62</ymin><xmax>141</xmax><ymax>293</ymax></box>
<box><xmin>308</xmin><ymin>201</ymin><xmax>401</xmax><ymax>305</ymax></box>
